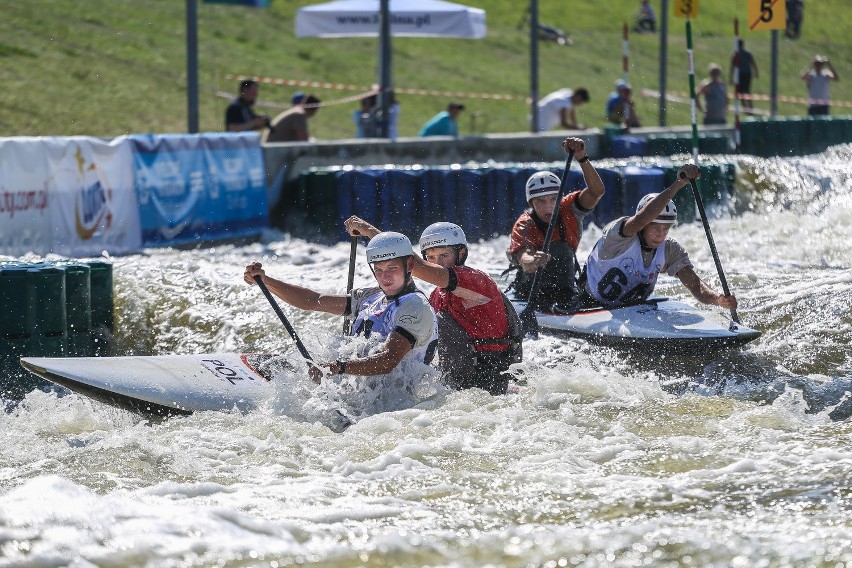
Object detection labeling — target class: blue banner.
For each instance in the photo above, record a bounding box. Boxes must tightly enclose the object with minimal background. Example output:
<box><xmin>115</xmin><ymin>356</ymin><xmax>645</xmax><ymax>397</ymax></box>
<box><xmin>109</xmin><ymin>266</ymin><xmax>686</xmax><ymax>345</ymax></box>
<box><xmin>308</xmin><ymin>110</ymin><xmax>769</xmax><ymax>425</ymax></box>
<box><xmin>129</xmin><ymin>133</ymin><xmax>268</xmax><ymax>247</ymax></box>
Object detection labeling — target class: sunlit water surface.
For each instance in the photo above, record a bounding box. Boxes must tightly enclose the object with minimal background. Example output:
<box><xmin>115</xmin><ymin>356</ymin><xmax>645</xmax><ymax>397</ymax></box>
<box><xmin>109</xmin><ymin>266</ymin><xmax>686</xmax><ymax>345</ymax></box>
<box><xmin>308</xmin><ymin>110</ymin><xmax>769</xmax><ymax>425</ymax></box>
<box><xmin>1</xmin><ymin>148</ymin><xmax>851</xmax><ymax>567</ymax></box>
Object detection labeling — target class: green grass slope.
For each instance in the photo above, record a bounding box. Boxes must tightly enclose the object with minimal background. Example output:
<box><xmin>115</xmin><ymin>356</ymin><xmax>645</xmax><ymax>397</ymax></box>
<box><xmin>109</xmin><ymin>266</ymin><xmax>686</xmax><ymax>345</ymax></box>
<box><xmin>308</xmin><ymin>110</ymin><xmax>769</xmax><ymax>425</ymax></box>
<box><xmin>1</xmin><ymin>0</ymin><xmax>849</xmax><ymax>140</ymax></box>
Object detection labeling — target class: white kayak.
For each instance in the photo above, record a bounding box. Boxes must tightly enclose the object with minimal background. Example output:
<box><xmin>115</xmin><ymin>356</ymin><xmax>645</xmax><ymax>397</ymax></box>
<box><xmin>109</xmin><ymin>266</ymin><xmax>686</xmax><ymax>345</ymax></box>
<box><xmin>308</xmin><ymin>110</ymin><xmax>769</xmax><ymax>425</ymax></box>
<box><xmin>510</xmin><ymin>297</ymin><xmax>761</xmax><ymax>351</ymax></box>
<box><xmin>19</xmin><ymin>353</ymin><xmax>281</xmax><ymax>416</ymax></box>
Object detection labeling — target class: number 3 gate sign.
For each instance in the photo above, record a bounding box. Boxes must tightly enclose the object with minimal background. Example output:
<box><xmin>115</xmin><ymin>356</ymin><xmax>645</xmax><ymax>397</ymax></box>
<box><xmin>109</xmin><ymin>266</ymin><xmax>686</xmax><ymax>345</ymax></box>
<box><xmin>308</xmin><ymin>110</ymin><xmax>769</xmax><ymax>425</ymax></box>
<box><xmin>749</xmin><ymin>0</ymin><xmax>786</xmax><ymax>30</ymax></box>
<box><xmin>674</xmin><ymin>0</ymin><xmax>699</xmax><ymax>18</ymax></box>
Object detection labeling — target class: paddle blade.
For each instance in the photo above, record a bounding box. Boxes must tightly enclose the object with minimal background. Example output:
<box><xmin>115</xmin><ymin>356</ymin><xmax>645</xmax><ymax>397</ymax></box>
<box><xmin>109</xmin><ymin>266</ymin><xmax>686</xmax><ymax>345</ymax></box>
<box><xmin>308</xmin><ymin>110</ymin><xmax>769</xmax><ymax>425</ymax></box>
<box><xmin>519</xmin><ymin>304</ymin><xmax>539</xmax><ymax>339</ymax></box>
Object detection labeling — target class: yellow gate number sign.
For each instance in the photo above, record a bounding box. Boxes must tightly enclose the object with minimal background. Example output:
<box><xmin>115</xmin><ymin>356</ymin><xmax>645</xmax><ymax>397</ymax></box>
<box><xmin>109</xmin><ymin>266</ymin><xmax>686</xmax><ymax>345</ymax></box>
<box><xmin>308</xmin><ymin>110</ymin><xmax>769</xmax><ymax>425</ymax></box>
<box><xmin>748</xmin><ymin>0</ymin><xmax>786</xmax><ymax>30</ymax></box>
<box><xmin>673</xmin><ymin>0</ymin><xmax>699</xmax><ymax>18</ymax></box>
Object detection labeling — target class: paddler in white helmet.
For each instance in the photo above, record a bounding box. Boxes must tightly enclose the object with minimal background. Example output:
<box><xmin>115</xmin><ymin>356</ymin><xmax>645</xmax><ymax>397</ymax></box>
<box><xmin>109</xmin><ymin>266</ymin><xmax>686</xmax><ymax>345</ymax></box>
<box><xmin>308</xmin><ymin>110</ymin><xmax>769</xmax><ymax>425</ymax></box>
<box><xmin>345</xmin><ymin>216</ymin><xmax>522</xmax><ymax>395</ymax></box>
<box><xmin>580</xmin><ymin>164</ymin><xmax>738</xmax><ymax>310</ymax></box>
<box><xmin>507</xmin><ymin>137</ymin><xmax>606</xmax><ymax>313</ymax></box>
<box><xmin>244</xmin><ymin>231</ymin><xmax>437</xmax><ymax>383</ymax></box>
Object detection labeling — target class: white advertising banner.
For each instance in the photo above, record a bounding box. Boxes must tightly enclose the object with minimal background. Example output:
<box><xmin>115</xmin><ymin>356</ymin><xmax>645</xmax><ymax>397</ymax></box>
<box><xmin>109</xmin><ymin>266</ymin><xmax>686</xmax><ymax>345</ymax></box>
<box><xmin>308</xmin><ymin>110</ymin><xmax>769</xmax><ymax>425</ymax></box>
<box><xmin>0</xmin><ymin>136</ymin><xmax>142</xmax><ymax>257</ymax></box>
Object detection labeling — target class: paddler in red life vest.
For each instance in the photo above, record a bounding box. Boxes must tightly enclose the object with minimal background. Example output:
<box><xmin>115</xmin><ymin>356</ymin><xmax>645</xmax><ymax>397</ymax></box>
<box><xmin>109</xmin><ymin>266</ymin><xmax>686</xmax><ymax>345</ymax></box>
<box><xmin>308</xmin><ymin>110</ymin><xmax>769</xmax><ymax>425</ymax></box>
<box><xmin>243</xmin><ymin>231</ymin><xmax>437</xmax><ymax>383</ymax></box>
<box><xmin>579</xmin><ymin>164</ymin><xmax>738</xmax><ymax>310</ymax></box>
<box><xmin>345</xmin><ymin>217</ymin><xmax>522</xmax><ymax>396</ymax></box>
<box><xmin>507</xmin><ymin>137</ymin><xmax>606</xmax><ymax>313</ymax></box>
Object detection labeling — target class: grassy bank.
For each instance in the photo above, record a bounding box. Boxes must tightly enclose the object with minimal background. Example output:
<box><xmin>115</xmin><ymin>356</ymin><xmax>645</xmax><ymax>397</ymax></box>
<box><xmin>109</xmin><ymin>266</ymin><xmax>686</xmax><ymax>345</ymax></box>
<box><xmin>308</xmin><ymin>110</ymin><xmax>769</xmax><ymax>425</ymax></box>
<box><xmin>1</xmin><ymin>0</ymin><xmax>850</xmax><ymax>140</ymax></box>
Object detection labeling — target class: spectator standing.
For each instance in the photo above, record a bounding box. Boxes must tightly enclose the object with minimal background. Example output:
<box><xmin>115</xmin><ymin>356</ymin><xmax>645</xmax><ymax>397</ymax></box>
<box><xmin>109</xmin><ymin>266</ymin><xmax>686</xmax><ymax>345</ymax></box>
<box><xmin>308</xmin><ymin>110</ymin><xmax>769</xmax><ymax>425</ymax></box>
<box><xmin>265</xmin><ymin>95</ymin><xmax>321</xmax><ymax>142</ymax></box>
<box><xmin>290</xmin><ymin>91</ymin><xmax>305</xmax><ymax>106</ymax></box>
<box><xmin>786</xmin><ymin>0</ymin><xmax>804</xmax><ymax>39</ymax></box>
<box><xmin>730</xmin><ymin>40</ymin><xmax>758</xmax><ymax>112</ymax></box>
<box><xmin>536</xmin><ymin>88</ymin><xmax>590</xmax><ymax>132</ymax></box>
<box><xmin>354</xmin><ymin>94</ymin><xmax>378</xmax><ymax>138</ymax></box>
<box><xmin>801</xmin><ymin>55</ymin><xmax>839</xmax><ymax>116</ymax></box>
<box><xmin>225</xmin><ymin>79</ymin><xmax>270</xmax><ymax>133</ymax></box>
<box><xmin>632</xmin><ymin>0</ymin><xmax>656</xmax><ymax>33</ymax></box>
<box><xmin>419</xmin><ymin>102</ymin><xmax>465</xmax><ymax>137</ymax></box>
<box><xmin>606</xmin><ymin>82</ymin><xmax>641</xmax><ymax>128</ymax></box>
<box><xmin>697</xmin><ymin>64</ymin><xmax>729</xmax><ymax>125</ymax></box>
<box><xmin>386</xmin><ymin>91</ymin><xmax>401</xmax><ymax>139</ymax></box>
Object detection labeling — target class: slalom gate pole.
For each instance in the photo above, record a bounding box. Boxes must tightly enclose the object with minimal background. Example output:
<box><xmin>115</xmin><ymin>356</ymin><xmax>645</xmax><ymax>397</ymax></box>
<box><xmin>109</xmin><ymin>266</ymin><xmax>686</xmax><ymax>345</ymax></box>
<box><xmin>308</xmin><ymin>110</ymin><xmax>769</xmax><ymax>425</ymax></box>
<box><xmin>685</xmin><ymin>19</ymin><xmax>741</xmax><ymax>324</ymax></box>
<box><xmin>733</xmin><ymin>18</ymin><xmax>741</xmax><ymax>152</ymax></box>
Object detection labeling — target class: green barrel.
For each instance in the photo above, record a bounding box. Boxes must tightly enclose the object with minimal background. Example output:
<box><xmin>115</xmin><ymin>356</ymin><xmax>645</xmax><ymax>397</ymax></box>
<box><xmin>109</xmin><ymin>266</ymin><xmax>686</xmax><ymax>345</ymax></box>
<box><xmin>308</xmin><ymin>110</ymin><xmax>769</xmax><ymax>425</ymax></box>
<box><xmin>721</xmin><ymin>162</ymin><xmax>737</xmax><ymax>197</ymax></box>
<box><xmin>645</xmin><ymin>135</ymin><xmax>667</xmax><ymax>157</ymax></box>
<box><xmin>664</xmin><ymin>167</ymin><xmax>697</xmax><ymax>223</ymax></box>
<box><xmin>298</xmin><ymin>168</ymin><xmax>340</xmax><ymax>237</ymax></box>
<box><xmin>780</xmin><ymin>116</ymin><xmax>809</xmax><ymax>156</ymax></box>
<box><xmin>826</xmin><ymin>115</ymin><xmax>846</xmax><ymax>148</ymax></box>
<box><xmin>698</xmin><ymin>133</ymin><xmax>731</xmax><ymax>155</ymax></box>
<box><xmin>669</xmin><ymin>136</ymin><xmax>693</xmax><ymax>155</ymax></box>
<box><xmin>759</xmin><ymin>118</ymin><xmax>778</xmax><ymax>157</ymax></box>
<box><xmin>88</xmin><ymin>261</ymin><xmax>114</xmax><ymax>356</ymax></box>
<box><xmin>28</xmin><ymin>265</ymin><xmax>67</xmax><ymax>357</ymax></box>
<box><xmin>0</xmin><ymin>265</ymin><xmax>37</xmax><ymax>338</ymax></box>
<box><xmin>1</xmin><ymin>266</ymin><xmax>37</xmax><ymax>397</ymax></box>
<box><xmin>699</xmin><ymin>164</ymin><xmax>726</xmax><ymax>205</ymax></box>
<box><xmin>807</xmin><ymin>116</ymin><xmax>831</xmax><ymax>154</ymax></box>
<box><xmin>739</xmin><ymin>118</ymin><xmax>762</xmax><ymax>156</ymax></box>
<box><xmin>61</xmin><ymin>263</ymin><xmax>93</xmax><ymax>357</ymax></box>
<box><xmin>842</xmin><ymin>116</ymin><xmax>852</xmax><ymax>145</ymax></box>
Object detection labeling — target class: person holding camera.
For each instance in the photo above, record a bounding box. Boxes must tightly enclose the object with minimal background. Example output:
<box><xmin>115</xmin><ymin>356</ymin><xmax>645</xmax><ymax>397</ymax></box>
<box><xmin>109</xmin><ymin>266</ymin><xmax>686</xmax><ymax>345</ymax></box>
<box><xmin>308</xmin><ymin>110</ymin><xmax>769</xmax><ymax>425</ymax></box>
<box><xmin>225</xmin><ymin>79</ymin><xmax>271</xmax><ymax>133</ymax></box>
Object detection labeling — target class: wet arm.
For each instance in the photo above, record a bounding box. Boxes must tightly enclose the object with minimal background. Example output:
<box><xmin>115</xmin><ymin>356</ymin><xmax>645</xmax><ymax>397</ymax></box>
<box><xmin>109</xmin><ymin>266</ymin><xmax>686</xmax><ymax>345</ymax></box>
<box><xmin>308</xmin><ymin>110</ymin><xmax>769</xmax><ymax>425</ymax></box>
<box><xmin>676</xmin><ymin>266</ymin><xmax>738</xmax><ymax>309</ymax></box>
<box><xmin>245</xmin><ymin>265</ymin><xmax>347</xmax><ymax>315</ymax></box>
<box><xmin>340</xmin><ymin>331</ymin><xmax>413</xmax><ymax>375</ymax></box>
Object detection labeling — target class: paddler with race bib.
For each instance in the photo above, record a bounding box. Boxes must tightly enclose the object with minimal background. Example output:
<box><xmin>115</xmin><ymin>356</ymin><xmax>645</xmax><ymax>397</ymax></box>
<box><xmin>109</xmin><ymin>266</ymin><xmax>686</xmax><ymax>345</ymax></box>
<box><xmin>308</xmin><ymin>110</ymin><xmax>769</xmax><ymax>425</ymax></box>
<box><xmin>345</xmin><ymin>217</ymin><xmax>523</xmax><ymax>396</ymax></box>
<box><xmin>577</xmin><ymin>164</ymin><xmax>738</xmax><ymax>311</ymax></box>
<box><xmin>243</xmin><ymin>231</ymin><xmax>438</xmax><ymax>385</ymax></box>
<box><xmin>506</xmin><ymin>137</ymin><xmax>606</xmax><ymax>313</ymax></box>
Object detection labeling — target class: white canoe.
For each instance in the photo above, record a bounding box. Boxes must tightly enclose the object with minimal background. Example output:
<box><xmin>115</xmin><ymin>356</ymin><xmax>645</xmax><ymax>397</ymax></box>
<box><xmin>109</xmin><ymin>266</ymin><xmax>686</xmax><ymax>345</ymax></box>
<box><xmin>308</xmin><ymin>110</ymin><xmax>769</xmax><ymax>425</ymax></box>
<box><xmin>19</xmin><ymin>353</ymin><xmax>280</xmax><ymax>416</ymax></box>
<box><xmin>510</xmin><ymin>297</ymin><xmax>761</xmax><ymax>351</ymax></box>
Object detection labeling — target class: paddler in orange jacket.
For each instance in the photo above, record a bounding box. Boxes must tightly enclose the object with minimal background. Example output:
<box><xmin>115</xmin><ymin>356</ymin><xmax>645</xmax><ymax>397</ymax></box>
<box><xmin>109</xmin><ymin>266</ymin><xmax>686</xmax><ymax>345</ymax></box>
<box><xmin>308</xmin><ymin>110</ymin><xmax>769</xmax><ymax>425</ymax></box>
<box><xmin>507</xmin><ymin>137</ymin><xmax>605</xmax><ymax>312</ymax></box>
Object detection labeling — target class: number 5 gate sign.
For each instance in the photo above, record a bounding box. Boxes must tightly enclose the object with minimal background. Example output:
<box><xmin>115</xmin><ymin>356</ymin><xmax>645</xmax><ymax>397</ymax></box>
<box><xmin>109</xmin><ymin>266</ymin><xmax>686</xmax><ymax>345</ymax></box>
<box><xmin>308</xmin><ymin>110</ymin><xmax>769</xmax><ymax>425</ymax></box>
<box><xmin>748</xmin><ymin>0</ymin><xmax>786</xmax><ymax>30</ymax></box>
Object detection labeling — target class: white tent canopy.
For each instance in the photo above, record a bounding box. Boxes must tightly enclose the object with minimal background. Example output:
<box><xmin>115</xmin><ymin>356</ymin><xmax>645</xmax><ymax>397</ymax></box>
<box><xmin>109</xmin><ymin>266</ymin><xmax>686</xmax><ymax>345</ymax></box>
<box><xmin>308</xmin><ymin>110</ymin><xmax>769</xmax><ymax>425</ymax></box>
<box><xmin>295</xmin><ymin>0</ymin><xmax>486</xmax><ymax>39</ymax></box>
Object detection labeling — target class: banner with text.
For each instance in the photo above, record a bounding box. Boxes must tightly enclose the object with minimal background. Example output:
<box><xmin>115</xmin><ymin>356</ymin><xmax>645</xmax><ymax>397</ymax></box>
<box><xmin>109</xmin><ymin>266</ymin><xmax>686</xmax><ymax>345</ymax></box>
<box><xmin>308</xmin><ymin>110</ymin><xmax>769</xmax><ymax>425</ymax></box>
<box><xmin>0</xmin><ymin>136</ymin><xmax>142</xmax><ymax>257</ymax></box>
<box><xmin>129</xmin><ymin>133</ymin><xmax>268</xmax><ymax>247</ymax></box>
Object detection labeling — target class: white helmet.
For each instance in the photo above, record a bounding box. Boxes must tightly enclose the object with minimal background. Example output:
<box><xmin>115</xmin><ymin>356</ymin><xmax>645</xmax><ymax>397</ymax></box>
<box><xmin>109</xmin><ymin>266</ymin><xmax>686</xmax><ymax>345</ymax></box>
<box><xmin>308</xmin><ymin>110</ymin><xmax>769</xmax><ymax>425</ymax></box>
<box><xmin>419</xmin><ymin>222</ymin><xmax>467</xmax><ymax>253</ymax></box>
<box><xmin>365</xmin><ymin>232</ymin><xmax>413</xmax><ymax>263</ymax></box>
<box><xmin>525</xmin><ymin>171</ymin><xmax>562</xmax><ymax>203</ymax></box>
<box><xmin>636</xmin><ymin>193</ymin><xmax>678</xmax><ymax>224</ymax></box>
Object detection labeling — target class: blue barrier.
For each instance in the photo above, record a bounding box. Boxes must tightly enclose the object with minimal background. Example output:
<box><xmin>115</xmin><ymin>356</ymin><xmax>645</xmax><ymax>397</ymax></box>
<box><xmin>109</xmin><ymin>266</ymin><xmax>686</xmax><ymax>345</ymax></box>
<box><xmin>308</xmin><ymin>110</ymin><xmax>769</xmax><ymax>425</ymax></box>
<box><xmin>485</xmin><ymin>168</ymin><xmax>517</xmax><ymax>238</ymax></box>
<box><xmin>380</xmin><ymin>169</ymin><xmax>420</xmax><ymax>236</ymax></box>
<box><xmin>621</xmin><ymin>166</ymin><xmax>666</xmax><ymax>215</ymax></box>
<box><xmin>510</xmin><ymin>167</ymin><xmax>538</xmax><ymax>218</ymax></box>
<box><xmin>452</xmin><ymin>169</ymin><xmax>487</xmax><ymax>241</ymax></box>
<box><xmin>592</xmin><ymin>168</ymin><xmax>625</xmax><ymax>228</ymax></box>
<box><xmin>421</xmin><ymin>168</ymin><xmax>456</xmax><ymax>224</ymax></box>
<box><xmin>337</xmin><ymin>169</ymin><xmax>380</xmax><ymax>239</ymax></box>
<box><xmin>610</xmin><ymin>135</ymin><xmax>647</xmax><ymax>159</ymax></box>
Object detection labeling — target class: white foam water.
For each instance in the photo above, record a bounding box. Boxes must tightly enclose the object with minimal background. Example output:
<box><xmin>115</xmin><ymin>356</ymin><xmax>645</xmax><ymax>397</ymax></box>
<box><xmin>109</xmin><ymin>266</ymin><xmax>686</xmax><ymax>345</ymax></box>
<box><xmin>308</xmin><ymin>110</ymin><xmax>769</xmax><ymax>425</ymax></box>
<box><xmin>1</xmin><ymin>147</ymin><xmax>851</xmax><ymax>567</ymax></box>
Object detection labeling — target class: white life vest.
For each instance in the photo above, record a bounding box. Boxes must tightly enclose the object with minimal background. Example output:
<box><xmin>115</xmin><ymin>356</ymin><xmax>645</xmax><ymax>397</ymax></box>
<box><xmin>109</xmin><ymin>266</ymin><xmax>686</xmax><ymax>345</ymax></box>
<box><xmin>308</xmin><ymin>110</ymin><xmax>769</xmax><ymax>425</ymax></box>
<box><xmin>351</xmin><ymin>289</ymin><xmax>438</xmax><ymax>364</ymax></box>
<box><xmin>586</xmin><ymin>238</ymin><xmax>667</xmax><ymax>306</ymax></box>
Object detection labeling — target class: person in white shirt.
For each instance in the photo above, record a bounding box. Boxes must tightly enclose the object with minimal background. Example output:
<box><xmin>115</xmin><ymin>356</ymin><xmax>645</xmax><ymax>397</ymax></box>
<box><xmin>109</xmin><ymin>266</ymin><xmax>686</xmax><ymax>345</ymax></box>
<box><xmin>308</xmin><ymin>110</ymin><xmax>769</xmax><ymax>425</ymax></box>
<box><xmin>801</xmin><ymin>55</ymin><xmax>840</xmax><ymax>116</ymax></box>
<box><xmin>580</xmin><ymin>165</ymin><xmax>738</xmax><ymax>312</ymax></box>
<box><xmin>536</xmin><ymin>88</ymin><xmax>590</xmax><ymax>132</ymax></box>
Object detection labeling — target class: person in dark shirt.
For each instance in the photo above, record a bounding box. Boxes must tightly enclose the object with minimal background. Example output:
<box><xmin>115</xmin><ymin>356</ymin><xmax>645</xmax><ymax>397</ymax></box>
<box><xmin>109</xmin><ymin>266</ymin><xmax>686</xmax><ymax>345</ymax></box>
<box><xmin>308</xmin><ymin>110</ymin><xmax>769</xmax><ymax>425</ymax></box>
<box><xmin>225</xmin><ymin>80</ymin><xmax>270</xmax><ymax>133</ymax></box>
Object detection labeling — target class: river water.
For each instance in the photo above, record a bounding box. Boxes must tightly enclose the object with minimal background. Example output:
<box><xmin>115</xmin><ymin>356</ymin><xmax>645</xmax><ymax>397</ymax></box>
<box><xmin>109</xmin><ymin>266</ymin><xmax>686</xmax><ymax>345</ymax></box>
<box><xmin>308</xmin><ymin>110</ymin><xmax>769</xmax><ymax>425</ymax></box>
<box><xmin>1</xmin><ymin>148</ymin><xmax>851</xmax><ymax>567</ymax></box>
